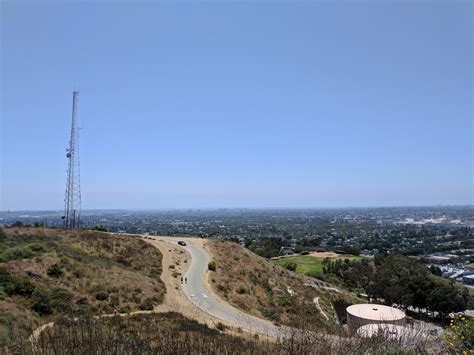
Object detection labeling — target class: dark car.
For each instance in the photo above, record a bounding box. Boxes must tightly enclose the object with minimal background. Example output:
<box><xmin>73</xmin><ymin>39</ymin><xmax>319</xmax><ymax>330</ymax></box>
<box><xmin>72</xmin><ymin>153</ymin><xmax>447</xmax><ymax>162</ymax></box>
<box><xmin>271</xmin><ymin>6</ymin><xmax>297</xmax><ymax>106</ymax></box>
<box><xmin>177</xmin><ymin>241</ymin><xmax>187</xmax><ymax>246</ymax></box>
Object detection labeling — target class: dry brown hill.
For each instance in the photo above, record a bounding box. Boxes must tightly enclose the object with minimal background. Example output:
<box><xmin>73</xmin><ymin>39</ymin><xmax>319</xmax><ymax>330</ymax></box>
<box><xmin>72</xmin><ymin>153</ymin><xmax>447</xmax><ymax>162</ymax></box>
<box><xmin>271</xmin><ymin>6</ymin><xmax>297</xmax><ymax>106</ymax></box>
<box><xmin>205</xmin><ymin>239</ymin><xmax>358</xmax><ymax>333</ymax></box>
<box><xmin>0</xmin><ymin>227</ymin><xmax>165</xmax><ymax>341</ymax></box>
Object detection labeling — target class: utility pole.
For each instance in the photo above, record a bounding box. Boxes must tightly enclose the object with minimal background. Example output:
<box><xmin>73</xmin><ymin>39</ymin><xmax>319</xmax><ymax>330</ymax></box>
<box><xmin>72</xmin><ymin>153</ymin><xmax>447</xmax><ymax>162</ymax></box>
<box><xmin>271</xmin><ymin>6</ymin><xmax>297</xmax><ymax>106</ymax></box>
<box><xmin>63</xmin><ymin>91</ymin><xmax>81</xmax><ymax>228</ymax></box>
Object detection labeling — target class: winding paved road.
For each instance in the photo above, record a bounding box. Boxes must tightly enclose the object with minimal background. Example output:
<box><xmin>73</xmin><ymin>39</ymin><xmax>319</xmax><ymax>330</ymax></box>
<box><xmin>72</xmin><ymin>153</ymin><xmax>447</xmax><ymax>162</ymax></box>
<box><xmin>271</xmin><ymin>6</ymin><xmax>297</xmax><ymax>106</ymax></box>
<box><xmin>154</xmin><ymin>236</ymin><xmax>288</xmax><ymax>338</ymax></box>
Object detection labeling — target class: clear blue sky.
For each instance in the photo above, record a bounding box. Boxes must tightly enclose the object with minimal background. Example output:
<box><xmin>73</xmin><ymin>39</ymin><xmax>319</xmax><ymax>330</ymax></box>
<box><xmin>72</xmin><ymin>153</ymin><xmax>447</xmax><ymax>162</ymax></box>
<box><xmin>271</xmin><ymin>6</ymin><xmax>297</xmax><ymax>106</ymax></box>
<box><xmin>1</xmin><ymin>1</ymin><xmax>473</xmax><ymax>210</ymax></box>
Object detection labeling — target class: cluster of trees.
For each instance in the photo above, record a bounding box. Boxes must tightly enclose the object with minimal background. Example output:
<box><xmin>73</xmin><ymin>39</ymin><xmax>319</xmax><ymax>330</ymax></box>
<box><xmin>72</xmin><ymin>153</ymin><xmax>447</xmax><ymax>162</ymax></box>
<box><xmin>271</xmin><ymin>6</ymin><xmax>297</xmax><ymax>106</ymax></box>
<box><xmin>246</xmin><ymin>236</ymin><xmax>325</xmax><ymax>258</ymax></box>
<box><xmin>321</xmin><ymin>258</ymin><xmax>373</xmax><ymax>291</ymax></box>
<box><xmin>322</xmin><ymin>254</ymin><xmax>470</xmax><ymax>319</ymax></box>
<box><xmin>91</xmin><ymin>225</ymin><xmax>108</xmax><ymax>232</ymax></box>
<box><xmin>8</xmin><ymin>221</ymin><xmax>45</xmax><ymax>228</ymax></box>
<box><xmin>246</xmin><ymin>237</ymin><xmax>288</xmax><ymax>258</ymax></box>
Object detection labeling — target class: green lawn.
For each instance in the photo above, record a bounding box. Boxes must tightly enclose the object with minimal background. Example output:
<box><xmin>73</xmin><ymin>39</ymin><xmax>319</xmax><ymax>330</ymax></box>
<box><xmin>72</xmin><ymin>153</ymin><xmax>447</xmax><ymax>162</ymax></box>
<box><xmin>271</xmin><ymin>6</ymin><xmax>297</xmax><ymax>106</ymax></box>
<box><xmin>273</xmin><ymin>255</ymin><xmax>361</xmax><ymax>275</ymax></box>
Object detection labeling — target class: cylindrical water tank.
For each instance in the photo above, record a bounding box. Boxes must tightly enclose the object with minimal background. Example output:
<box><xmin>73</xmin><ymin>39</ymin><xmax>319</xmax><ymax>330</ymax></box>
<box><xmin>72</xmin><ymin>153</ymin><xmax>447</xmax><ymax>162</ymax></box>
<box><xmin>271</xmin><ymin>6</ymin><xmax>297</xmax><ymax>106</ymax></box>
<box><xmin>346</xmin><ymin>304</ymin><xmax>405</xmax><ymax>333</ymax></box>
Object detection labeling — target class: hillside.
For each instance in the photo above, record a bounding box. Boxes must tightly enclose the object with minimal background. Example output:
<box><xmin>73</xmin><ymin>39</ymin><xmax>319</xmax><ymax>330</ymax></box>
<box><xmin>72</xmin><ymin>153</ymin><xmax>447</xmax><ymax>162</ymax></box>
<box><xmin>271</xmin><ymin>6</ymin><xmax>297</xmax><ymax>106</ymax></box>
<box><xmin>3</xmin><ymin>311</ymin><xmax>439</xmax><ymax>354</ymax></box>
<box><xmin>0</xmin><ymin>227</ymin><xmax>165</xmax><ymax>341</ymax></box>
<box><xmin>205</xmin><ymin>240</ymin><xmax>358</xmax><ymax>332</ymax></box>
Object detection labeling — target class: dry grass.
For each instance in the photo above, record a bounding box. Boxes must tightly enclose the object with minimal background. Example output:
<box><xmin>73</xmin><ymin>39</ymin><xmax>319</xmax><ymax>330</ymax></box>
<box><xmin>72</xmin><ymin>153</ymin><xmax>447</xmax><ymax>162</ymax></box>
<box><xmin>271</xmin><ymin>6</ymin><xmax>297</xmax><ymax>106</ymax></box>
<box><xmin>0</xmin><ymin>228</ymin><xmax>165</xmax><ymax>341</ymax></box>
<box><xmin>205</xmin><ymin>240</ymin><xmax>358</xmax><ymax>332</ymax></box>
<box><xmin>1</xmin><ymin>311</ymin><xmax>440</xmax><ymax>354</ymax></box>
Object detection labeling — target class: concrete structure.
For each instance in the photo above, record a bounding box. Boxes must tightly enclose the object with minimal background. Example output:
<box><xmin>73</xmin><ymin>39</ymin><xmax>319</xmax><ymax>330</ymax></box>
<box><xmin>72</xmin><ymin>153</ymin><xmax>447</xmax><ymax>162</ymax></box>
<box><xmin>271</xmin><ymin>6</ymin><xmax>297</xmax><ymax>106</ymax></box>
<box><xmin>347</xmin><ymin>304</ymin><xmax>405</xmax><ymax>333</ymax></box>
<box><xmin>357</xmin><ymin>323</ymin><xmax>409</xmax><ymax>339</ymax></box>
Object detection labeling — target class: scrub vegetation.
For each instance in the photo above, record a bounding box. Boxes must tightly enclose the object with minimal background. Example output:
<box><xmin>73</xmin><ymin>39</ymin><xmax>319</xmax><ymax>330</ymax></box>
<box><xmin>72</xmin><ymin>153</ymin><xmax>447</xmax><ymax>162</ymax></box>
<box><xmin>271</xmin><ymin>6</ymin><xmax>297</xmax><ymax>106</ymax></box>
<box><xmin>206</xmin><ymin>239</ymin><xmax>358</xmax><ymax>332</ymax></box>
<box><xmin>2</xmin><ymin>311</ymin><xmax>442</xmax><ymax>354</ymax></box>
<box><xmin>0</xmin><ymin>227</ymin><xmax>165</xmax><ymax>342</ymax></box>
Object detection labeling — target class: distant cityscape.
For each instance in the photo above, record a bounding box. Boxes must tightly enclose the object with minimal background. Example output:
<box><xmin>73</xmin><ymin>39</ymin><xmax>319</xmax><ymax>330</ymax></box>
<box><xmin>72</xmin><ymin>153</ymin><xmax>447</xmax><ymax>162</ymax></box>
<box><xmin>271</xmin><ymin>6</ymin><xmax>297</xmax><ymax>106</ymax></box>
<box><xmin>1</xmin><ymin>206</ymin><xmax>473</xmax><ymax>287</ymax></box>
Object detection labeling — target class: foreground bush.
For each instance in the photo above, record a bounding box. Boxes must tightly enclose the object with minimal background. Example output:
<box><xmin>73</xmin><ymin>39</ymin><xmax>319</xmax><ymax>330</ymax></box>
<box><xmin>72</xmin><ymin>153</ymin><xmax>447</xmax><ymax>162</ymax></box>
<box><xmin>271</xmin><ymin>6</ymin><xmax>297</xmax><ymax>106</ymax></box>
<box><xmin>445</xmin><ymin>314</ymin><xmax>474</xmax><ymax>353</ymax></box>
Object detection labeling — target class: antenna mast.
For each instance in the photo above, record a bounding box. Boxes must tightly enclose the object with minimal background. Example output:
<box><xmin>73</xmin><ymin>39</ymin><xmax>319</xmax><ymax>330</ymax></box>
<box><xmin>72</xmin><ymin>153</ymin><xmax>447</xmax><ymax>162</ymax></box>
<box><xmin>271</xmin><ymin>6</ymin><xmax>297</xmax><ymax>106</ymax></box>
<box><xmin>64</xmin><ymin>91</ymin><xmax>81</xmax><ymax>228</ymax></box>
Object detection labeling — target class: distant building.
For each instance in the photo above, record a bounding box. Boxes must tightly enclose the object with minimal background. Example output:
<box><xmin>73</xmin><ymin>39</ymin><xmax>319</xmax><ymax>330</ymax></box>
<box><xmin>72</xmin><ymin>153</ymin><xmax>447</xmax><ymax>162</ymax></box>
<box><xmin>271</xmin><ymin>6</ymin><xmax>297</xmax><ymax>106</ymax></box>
<box><xmin>461</xmin><ymin>273</ymin><xmax>474</xmax><ymax>285</ymax></box>
<box><xmin>425</xmin><ymin>255</ymin><xmax>458</xmax><ymax>264</ymax></box>
<box><xmin>280</xmin><ymin>247</ymin><xmax>295</xmax><ymax>256</ymax></box>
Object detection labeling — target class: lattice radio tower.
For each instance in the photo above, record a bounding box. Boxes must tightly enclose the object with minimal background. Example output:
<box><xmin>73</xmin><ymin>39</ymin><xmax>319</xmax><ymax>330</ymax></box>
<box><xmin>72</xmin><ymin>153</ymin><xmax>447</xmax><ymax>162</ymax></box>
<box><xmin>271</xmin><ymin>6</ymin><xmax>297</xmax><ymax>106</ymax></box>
<box><xmin>63</xmin><ymin>91</ymin><xmax>81</xmax><ymax>228</ymax></box>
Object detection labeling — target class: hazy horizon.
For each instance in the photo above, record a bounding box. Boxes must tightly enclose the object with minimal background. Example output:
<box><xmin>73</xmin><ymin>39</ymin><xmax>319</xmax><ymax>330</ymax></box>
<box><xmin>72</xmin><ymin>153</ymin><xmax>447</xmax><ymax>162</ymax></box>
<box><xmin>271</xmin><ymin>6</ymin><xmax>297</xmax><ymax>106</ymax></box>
<box><xmin>2</xmin><ymin>204</ymin><xmax>473</xmax><ymax>214</ymax></box>
<box><xmin>2</xmin><ymin>1</ymin><xmax>473</xmax><ymax>210</ymax></box>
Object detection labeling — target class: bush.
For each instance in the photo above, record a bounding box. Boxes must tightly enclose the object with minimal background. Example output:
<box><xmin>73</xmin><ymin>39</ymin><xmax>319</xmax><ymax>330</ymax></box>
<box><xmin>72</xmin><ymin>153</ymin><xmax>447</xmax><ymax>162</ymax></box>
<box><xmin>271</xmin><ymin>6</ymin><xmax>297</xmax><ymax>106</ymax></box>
<box><xmin>0</xmin><ymin>228</ymin><xmax>6</xmax><ymax>241</ymax></box>
<box><xmin>72</xmin><ymin>269</ymin><xmax>85</xmax><ymax>278</ymax></box>
<box><xmin>261</xmin><ymin>307</ymin><xmax>280</xmax><ymax>321</ymax></box>
<box><xmin>285</xmin><ymin>261</ymin><xmax>297</xmax><ymax>272</ymax></box>
<box><xmin>31</xmin><ymin>287</ymin><xmax>53</xmax><ymax>315</ymax></box>
<box><xmin>215</xmin><ymin>322</ymin><xmax>226</xmax><ymax>331</ymax></box>
<box><xmin>0</xmin><ymin>267</ymin><xmax>35</xmax><ymax>296</ymax></box>
<box><xmin>0</xmin><ymin>312</ymin><xmax>13</xmax><ymax>325</ymax></box>
<box><xmin>445</xmin><ymin>314</ymin><xmax>474</xmax><ymax>353</ymax></box>
<box><xmin>92</xmin><ymin>225</ymin><xmax>108</xmax><ymax>232</ymax></box>
<box><xmin>4</xmin><ymin>246</ymin><xmax>34</xmax><ymax>260</ymax></box>
<box><xmin>208</xmin><ymin>261</ymin><xmax>217</xmax><ymax>271</ymax></box>
<box><xmin>110</xmin><ymin>294</ymin><xmax>120</xmax><ymax>306</ymax></box>
<box><xmin>95</xmin><ymin>291</ymin><xmax>109</xmax><ymax>301</ymax></box>
<box><xmin>237</xmin><ymin>285</ymin><xmax>247</xmax><ymax>294</ymax></box>
<box><xmin>47</xmin><ymin>264</ymin><xmax>64</xmax><ymax>278</ymax></box>
<box><xmin>139</xmin><ymin>298</ymin><xmax>154</xmax><ymax>311</ymax></box>
<box><xmin>217</xmin><ymin>284</ymin><xmax>229</xmax><ymax>293</ymax></box>
<box><xmin>50</xmin><ymin>287</ymin><xmax>73</xmax><ymax>313</ymax></box>
<box><xmin>1</xmin><ymin>243</ymin><xmax>47</xmax><ymax>261</ymax></box>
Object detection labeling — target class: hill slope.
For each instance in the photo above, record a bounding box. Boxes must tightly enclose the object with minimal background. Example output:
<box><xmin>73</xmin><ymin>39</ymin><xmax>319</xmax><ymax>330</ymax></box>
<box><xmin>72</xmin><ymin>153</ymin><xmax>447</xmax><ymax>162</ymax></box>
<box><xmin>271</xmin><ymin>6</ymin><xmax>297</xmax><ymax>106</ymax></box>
<box><xmin>205</xmin><ymin>240</ymin><xmax>358</xmax><ymax>332</ymax></box>
<box><xmin>0</xmin><ymin>227</ymin><xmax>165</xmax><ymax>341</ymax></box>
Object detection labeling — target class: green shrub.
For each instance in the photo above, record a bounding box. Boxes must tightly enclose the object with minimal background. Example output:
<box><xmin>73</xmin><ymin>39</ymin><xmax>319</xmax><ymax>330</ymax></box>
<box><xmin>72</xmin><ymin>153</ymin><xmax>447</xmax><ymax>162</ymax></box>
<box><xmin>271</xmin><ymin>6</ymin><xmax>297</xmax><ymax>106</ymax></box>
<box><xmin>139</xmin><ymin>298</ymin><xmax>154</xmax><ymax>311</ymax></box>
<box><xmin>95</xmin><ymin>291</ymin><xmax>109</xmax><ymax>301</ymax></box>
<box><xmin>1</xmin><ymin>243</ymin><xmax>47</xmax><ymax>261</ymax></box>
<box><xmin>50</xmin><ymin>287</ymin><xmax>73</xmax><ymax>313</ymax></box>
<box><xmin>4</xmin><ymin>246</ymin><xmax>34</xmax><ymax>260</ymax></box>
<box><xmin>31</xmin><ymin>287</ymin><xmax>53</xmax><ymax>315</ymax></box>
<box><xmin>208</xmin><ymin>261</ymin><xmax>217</xmax><ymax>271</ymax></box>
<box><xmin>27</xmin><ymin>243</ymin><xmax>46</xmax><ymax>253</ymax></box>
<box><xmin>0</xmin><ymin>268</ymin><xmax>35</xmax><ymax>297</ymax></box>
<box><xmin>47</xmin><ymin>264</ymin><xmax>64</xmax><ymax>278</ymax></box>
<box><xmin>0</xmin><ymin>312</ymin><xmax>13</xmax><ymax>325</ymax></box>
<box><xmin>285</xmin><ymin>261</ymin><xmax>297</xmax><ymax>272</ymax></box>
<box><xmin>445</xmin><ymin>314</ymin><xmax>474</xmax><ymax>353</ymax></box>
<box><xmin>92</xmin><ymin>225</ymin><xmax>108</xmax><ymax>232</ymax></box>
<box><xmin>237</xmin><ymin>285</ymin><xmax>247</xmax><ymax>294</ymax></box>
<box><xmin>217</xmin><ymin>284</ymin><xmax>229</xmax><ymax>293</ymax></box>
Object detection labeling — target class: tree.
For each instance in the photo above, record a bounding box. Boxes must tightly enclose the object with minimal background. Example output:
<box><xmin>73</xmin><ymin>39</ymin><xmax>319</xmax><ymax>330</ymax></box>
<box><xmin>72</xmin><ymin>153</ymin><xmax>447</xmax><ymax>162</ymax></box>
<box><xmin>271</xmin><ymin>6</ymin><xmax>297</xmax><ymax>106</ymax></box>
<box><xmin>427</xmin><ymin>280</ymin><xmax>468</xmax><ymax>318</ymax></box>
<box><xmin>429</xmin><ymin>265</ymin><xmax>442</xmax><ymax>276</ymax></box>
<box><xmin>92</xmin><ymin>225</ymin><xmax>108</xmax><ymax>232</ymax></box>
<box><xmin>208</xmin><ymin>261</ymin><xmax>217</xmax><ymax>271</ymax></box>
